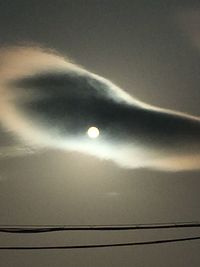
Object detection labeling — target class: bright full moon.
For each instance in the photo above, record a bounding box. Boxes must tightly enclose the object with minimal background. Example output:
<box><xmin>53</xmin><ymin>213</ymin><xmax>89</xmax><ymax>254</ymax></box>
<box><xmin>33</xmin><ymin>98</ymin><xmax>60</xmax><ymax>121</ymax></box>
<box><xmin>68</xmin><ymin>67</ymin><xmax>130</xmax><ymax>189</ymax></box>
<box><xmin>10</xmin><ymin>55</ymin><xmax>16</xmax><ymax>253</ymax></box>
<box><xmin>87</xmin><ymin>127</ymin><xmax>100</xmax><ymax>138</ymax></box>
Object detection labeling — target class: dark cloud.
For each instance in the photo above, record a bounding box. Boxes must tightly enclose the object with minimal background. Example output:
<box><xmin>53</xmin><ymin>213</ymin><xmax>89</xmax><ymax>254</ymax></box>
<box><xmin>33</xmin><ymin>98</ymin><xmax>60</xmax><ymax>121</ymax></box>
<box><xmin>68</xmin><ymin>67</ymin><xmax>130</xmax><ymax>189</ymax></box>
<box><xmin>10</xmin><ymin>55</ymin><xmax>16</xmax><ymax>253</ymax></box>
<box><xmin>1</xmin><ymin>46</ymin><xmax>200</xmax><ymax>171</ymax></box>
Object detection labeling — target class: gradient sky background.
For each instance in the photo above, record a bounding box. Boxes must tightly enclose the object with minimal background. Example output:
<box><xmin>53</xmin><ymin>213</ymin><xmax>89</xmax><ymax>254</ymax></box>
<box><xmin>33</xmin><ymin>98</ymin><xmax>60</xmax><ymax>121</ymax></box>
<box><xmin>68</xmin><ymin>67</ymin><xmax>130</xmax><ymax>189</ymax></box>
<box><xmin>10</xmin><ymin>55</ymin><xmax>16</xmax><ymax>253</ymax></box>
<box><xmin>0</xmin><ymin>1</ymin><xmax>200</xmax><ymax>266</ymax></box>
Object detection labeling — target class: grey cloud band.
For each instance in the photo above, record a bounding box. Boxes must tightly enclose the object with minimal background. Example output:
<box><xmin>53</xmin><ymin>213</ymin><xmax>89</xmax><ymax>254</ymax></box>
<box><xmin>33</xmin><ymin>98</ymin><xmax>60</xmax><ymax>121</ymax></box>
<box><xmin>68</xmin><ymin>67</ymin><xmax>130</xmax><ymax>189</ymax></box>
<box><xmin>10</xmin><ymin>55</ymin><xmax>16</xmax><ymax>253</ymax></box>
<box><xmin>0</xmin><ymin>46</ymin><xmax>200</xmax><ymax>171</ymax></box>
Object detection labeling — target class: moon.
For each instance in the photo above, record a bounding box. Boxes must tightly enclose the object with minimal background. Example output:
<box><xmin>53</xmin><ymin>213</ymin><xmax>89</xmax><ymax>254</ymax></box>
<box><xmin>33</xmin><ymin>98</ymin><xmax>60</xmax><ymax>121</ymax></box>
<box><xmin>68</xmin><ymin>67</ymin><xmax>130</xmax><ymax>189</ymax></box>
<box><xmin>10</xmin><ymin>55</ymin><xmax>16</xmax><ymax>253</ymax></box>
<box><xmin>87</xmin><ymin>127</ymin><xmax>100</xmax><ymax>139</ymax></box>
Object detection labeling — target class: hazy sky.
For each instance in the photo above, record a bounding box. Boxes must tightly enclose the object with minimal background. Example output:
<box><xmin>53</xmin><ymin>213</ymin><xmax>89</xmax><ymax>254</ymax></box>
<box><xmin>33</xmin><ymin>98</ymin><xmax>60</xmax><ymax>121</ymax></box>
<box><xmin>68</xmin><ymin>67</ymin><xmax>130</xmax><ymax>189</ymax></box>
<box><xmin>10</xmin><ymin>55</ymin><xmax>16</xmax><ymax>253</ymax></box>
<box><xmin>0</xmin><ymin>1</ymin><xmax>200</xmax><ymax>266</ymax></box>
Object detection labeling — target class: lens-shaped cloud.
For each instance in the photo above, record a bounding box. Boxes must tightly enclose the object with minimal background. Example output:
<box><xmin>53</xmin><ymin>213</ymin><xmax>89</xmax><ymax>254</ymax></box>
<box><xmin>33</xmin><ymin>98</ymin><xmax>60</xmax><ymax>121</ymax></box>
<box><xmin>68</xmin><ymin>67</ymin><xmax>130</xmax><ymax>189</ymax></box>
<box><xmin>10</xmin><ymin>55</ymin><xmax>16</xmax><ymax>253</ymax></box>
<box><xmin>0</xmin><ymin>46</ymin><xmax>200</xmax><ymax>171</ymax></box>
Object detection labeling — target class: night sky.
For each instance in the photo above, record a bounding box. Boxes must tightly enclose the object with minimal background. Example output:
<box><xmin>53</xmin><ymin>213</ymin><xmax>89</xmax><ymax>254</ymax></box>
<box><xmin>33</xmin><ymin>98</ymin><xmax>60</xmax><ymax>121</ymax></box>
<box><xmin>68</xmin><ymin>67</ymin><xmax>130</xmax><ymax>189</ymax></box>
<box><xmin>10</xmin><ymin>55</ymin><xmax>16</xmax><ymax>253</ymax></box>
<box><xmin>0</xmin><ymin>1</ymin><xmax>200</xmax><ymax>266</ymax></box>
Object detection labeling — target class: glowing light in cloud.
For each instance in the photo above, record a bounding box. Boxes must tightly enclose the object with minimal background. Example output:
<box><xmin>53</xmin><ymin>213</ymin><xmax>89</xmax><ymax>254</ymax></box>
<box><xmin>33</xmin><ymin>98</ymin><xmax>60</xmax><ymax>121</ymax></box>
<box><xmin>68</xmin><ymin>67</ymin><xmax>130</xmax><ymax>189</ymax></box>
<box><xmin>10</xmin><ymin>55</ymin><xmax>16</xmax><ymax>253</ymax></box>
<box><xmin>87</xmin><ymin>127</ymin><xmax>100</xmax><ymax>139</ymax></box>
<box><xmin>1</xmin><ymin>46</ymin><xmax>200</xmax><ymax>171</ymax></box>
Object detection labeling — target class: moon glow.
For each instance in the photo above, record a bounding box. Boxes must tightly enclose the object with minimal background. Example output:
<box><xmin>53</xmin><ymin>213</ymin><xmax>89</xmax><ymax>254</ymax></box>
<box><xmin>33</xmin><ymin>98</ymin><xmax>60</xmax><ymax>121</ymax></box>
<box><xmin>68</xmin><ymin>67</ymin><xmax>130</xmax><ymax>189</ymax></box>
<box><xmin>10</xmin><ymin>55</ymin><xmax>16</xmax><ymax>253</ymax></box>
<box><xmin>87</xmin><ymin>127</ymin><xmax>100</xmax><ymax>139</ymax></box>
<box><xmin>1</xmin><ymin>46</ymin><xmax>200</xmax><ymax>171</ymax></box>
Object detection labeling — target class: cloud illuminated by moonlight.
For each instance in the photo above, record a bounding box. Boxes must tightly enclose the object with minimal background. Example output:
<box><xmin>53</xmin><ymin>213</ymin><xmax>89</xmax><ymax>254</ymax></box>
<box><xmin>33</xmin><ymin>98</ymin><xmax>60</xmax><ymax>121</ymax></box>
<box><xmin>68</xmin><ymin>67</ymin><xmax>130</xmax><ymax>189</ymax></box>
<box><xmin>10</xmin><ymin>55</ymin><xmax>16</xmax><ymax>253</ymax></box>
<box><xmin>0</xmin><ymin>46</ymin><xmax>200</xmax><ymax>171</ymax></box>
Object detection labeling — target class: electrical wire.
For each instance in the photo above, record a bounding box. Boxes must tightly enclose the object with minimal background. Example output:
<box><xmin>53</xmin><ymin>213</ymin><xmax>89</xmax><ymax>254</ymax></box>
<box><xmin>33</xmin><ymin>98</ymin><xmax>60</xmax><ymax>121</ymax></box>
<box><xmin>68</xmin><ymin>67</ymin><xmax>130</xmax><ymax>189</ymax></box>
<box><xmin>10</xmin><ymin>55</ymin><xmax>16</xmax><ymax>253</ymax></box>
<box><xmin>0</xmin><ymin>235</ymin><xmax>200</xmax><ymax>250</ymax></box>
<box><xmin>0</xmin><ymin>221</ymin><xmax>200</xmax><ymax>233</ymax></box>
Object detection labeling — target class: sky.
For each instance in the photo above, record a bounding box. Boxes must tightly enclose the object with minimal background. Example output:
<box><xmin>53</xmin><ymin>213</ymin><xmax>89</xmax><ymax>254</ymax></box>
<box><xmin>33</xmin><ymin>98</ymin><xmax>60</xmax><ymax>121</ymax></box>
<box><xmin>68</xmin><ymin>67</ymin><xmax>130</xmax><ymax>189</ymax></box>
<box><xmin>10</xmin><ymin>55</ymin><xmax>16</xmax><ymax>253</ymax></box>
<box><xmin>0</xmin><ymin>0</ymin><xmax>200</xmax><ymax>266</ymax></box>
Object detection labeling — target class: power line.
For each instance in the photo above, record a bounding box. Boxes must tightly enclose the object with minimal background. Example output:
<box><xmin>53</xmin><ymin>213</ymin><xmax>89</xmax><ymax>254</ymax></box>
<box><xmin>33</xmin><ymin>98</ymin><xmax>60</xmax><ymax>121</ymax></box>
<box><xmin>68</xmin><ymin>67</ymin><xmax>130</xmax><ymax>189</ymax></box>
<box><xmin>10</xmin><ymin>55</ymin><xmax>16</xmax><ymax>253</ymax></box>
<box><xmin>0</xmin><ymin>235</ymin><xmax>200</xmax><ymax>250</ymax></box>
<box><xmin>0</xmin><ymin>221</ymin><xmax>200</xmax><ymax>234</ymax></box>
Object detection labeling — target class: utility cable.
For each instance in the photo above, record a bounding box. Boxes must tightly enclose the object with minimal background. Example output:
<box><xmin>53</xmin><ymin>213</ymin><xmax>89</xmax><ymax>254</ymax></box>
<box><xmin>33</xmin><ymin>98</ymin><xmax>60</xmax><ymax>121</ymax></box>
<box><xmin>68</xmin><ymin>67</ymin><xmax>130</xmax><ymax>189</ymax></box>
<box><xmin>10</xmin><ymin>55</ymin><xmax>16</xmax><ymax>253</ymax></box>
<box><xmin>0</xmin><ymin>235</ymin><xmax>200</xmax><ymax>250</ymax></box>
<box><xmin>0</xmin><ymin>221</ymin><xmax>200</xmax><ymax>234</ymax></box>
